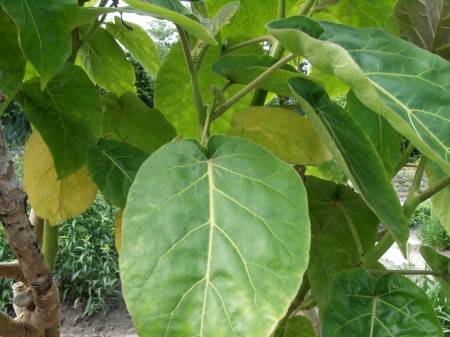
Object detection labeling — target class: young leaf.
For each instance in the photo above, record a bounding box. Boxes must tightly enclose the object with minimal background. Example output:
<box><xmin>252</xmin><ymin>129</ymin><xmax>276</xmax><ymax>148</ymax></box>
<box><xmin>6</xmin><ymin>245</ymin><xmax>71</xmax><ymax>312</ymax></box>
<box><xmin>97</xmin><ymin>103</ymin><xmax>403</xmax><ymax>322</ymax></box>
<box><xmin>425</xmin><ymin>160</ymin><xmax>450</xmax><ymax>234</ymax></box>
<box><xmin>273</xmin><ymin>316</ymin><xmax>315</xmax><ymax>337</ymax></box>
<box><xmin>268</xmin><ymin>16</ymin><xmax>450</xmax><ymax>174</ymax></box>
<box><xmin>0</xmin><ymin>10</ymin><xmax>25</xmax><ymax>114</ymax></box>
<box><xmin>305</xmin><ymin>176</ymin><xmax>378</xmax><ymax>308</ymax></box>
<box><xmin>102</xmin><ymin>92</ymin><xmax>176</xmax><ymax>153</ymax></box>
<box><xmin>87</xmin><ymin>140</ymin><xmax>148</xmax><ymax>208</ymax></box>
<box><xmin>213</xmin><ymin>54</ymin><xmax>304</xmax><ymax>96</ymax></box>
<box><xmin>395</xmin><ymin>0</ymin><xmax>450</xmax><ymax>60</ymax></box>
<box><xmin>347</xmin><ymin>91</ymin><xmax>402</xmax><ymax>177</ymax></box>
<box><xmin>80</xmin><ymin>27</ymin><xmax>136</xmax><ymax>95</ymax></box>
<box><xmin>288</xmin><ymin>78</ymin><xmax>409</xmax><ymax>253</ymax></box>
<box><xmin>420</xmin><ymin>245</ymin><xmax>450</xmax><ymax>301</ymax></box>
<box><xmin>323</xmin><ymin>269</ymin><xmax>443</xmax><ymax>337</ymax></box>
<box><xmin>106</xmin><ymin>17</ymin><xmax>161</xmax><ymax>77</ymax></box>
<box><xmin>228</xmin><ymin>107</ymin><xmax>331</xmax><ymax>165</ymax></box>
<box><xmin>1</xmin><ymin>0</ymin><xmax>78</xmax><ymax>86</ymax></box>
<box><xmin>123</xmin><ymin>0</ymin><xmax>217</xmax><ymax>45</ymax></box>
<box><xmin>21</xmin><ymin>63</ymin><xmax>103</xmax><ymax>178</ymax></box>
<box><xmin>23</xmin><ymin>131</ymin><xmax>97</xmax><ymax>226</ymax></box>
<box><xmin>121</xmin><ymin>136</ymin><xmax>310</xmax><ymax>337</ymax></box>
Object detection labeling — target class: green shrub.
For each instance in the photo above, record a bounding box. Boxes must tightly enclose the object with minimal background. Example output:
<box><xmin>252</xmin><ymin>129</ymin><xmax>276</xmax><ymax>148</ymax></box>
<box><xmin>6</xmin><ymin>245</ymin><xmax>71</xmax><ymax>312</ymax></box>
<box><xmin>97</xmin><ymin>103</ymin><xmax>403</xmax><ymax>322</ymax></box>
<box><xmin>413</xmin><ymin>203</ymin><xmax>450</xmax><ymax>251</ymax></box>
<box><xmin>0</xmin><ymin>196</ymin><xmax>120</xmax><ymax>317</ymax></box>
<box><xmin>55</xmin><ymin>196</ymin><xmax>120</xmax><ymax>317</ymax></box>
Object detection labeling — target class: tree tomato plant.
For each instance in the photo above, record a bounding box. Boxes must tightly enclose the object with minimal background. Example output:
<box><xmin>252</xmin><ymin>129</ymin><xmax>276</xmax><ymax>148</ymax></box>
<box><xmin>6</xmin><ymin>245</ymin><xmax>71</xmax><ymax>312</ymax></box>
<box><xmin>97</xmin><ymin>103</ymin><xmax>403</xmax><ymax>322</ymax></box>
<box><xmin>0</xmin><ymin>0</ymin><xmax>449</xmax><ymax>337</ymax></box>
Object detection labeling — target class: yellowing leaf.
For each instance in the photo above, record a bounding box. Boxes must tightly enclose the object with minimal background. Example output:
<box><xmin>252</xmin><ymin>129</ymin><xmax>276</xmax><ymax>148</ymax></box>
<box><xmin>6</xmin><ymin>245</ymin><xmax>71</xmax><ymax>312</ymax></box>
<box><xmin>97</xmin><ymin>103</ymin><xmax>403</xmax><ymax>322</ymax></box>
<box><xmin>23</xmin><ymin>132</ymin><xmax>97</xmax><ymax>226</ymax></box>
<box><xmin>229</xmin><ymin>107</ymin><xmax>332</xmax><ymax>165</ymax></box>
<box><xmin>115</xmin><ymin>209</ymin><xmax>123</xmax><ymax>252</ymax></box>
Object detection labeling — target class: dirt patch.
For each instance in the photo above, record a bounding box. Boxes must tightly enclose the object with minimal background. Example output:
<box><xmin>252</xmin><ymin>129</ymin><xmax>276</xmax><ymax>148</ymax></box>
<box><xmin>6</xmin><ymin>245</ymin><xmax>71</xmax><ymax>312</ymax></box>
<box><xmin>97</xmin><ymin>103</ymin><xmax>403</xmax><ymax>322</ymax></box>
<box><xmin>61</xmin><ymin>303</ymin><xmax>137</xmax><ymax>337</ymax></box>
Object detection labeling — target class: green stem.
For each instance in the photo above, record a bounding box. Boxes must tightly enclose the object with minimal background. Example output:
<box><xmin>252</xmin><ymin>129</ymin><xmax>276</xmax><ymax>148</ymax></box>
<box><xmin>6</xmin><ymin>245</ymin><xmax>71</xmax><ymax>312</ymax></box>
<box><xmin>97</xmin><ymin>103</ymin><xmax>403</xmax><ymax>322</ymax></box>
<box><xmin>223</xmin><ymin>36</ymin><xmax>273</xmax><ymax>55</ymax></box>
<box><xmin>393</xmin><ymin>143</ymin><xmax>415</xmax><ymax>176</ymax></box>
<box><xmin>368</xmin><ymin>269</ymin><xmax>444</xmax><ymax>276</ymax></box>
<box><xmin>212</xmin><ymin>53</ymin><xmax>296</xmax><ymax>119</ymax></box>
<box><xmin>177</xmin><ymin>26</ymin><xmax>207</xmax><ymax>130</ymax></box>
<box><xmin>250</xmin><ymin>0</ymin><xmax>287</xmax><ymax>106</ymax></box>
<box><xmin>415</xmin><ymin>175</ymin><xmax>450</xmax><ymax>204</ymax></box>
<box><xmin>200</xmin><ymin>105</ymin><xmax>213</xmax><ymax>147</ymax></box>
<box><xmin>42</xmin><ymin>220</ymin><xmax>58</xmax><ymax>272</ymax></box>
<box><xmin>299</xmin><ymin>0</ymin><xmax>316</xmax><ymax>15</ymax></box>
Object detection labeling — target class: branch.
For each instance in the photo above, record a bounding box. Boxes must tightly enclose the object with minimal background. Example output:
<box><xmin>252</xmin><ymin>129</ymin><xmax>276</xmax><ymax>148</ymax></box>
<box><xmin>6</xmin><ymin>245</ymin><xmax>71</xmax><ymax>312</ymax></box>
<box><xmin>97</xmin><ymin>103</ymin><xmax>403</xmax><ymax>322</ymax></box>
<box><xmin>0</xmin><ymin>261</ymin><xmax>24</xmax><ymax>282</ymax></box>
<box><xmin>0</xmin><ymin>124</ymin><xmax>59</xmax><ymax>335</ymax></box>
<box><xmin>393</xmin><ymin>143</ymin><xmax>415</xmax><ymax>176</ymax></box>
<box><xmin>212</xmin><ymin>53</ymin><xmax>296</xmax><ymax>119</ymax></box>
<box><xmin>415</xmin><ymin>175</ymin><xmax>450</xmax><ymax>204</ymax></box>
<box><xmin>223</xmin><ymin>36</ymin><xmax>273</xmax><ymax>55</ymax></box>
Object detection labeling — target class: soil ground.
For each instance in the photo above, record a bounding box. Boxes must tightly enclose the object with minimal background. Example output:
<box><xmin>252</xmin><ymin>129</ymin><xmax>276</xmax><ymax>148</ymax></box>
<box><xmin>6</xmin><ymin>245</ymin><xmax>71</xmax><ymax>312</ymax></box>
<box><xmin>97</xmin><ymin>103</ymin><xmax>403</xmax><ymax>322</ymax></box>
<box><xmin>61</xmin><ymin>167</ymin><xmax>443</xmax><ymax>336</ymax></box>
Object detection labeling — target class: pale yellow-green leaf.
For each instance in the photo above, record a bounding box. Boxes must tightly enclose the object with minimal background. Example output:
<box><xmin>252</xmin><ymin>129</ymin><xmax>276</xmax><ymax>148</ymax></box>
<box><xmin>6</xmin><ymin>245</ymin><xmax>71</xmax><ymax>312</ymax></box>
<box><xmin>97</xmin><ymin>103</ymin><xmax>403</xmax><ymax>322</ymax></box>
<box><xmin>228</xmin><ymin>107</ymin><xmax>331</xmax><ymax>165</ymax></box>
<box><xmin>23</xmin><ymin>132</ymin><xmax>97</xmax><ymax>226</ymax></box>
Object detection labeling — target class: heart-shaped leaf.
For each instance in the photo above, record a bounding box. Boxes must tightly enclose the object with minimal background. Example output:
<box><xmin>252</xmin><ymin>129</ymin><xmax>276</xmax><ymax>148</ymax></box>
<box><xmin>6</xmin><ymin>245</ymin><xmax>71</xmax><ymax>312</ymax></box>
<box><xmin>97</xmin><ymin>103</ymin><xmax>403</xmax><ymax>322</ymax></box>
<box><xmin>288</xmin><ymin>78</ymin><xmax>408</xmax><ymax>253</ymax></box>
<box><xmin>305</xmin><ymin>176</ymin><xmax>378</xmax><ymax>307</ymax></box>
<box><xmin>101</xmin><ymin>92</ymin><xmax>176</xmax><ymax>153</ymax></box>
<box><xmin>323</xmin><ymin>269</ymin><xmax>443</xmax><ymax>337</ymax></box>
<box><xmin>228</xmin><ymin>107</ymin><xmax>331</xmax><ymax>165</ymax></box>
<box><xmin>24</xmin><ymin>131</ymin><xmax>97</xmax><ymax>226</ymax></box>
<box><xmin>87</xmin><ymin>140</ymin><xmax>148</xmax><ymax>208</ymax></box>
<box><xmin>80</xmin><ymin>27</ymin><xmax>136</xmax><ymax>95</ymax></box>
<box><xmin>268</xmin><ymin>16</ymin><xmax>450</xmax><ymax>174</ymax></box>
<box><xmin>0</xmin><ymin>10</ymin><xmax>25</xmax><ymax>114</ymax></box>
<box><xmin>1</xmin><ymin>0</ymin><xmax>78</xmax><ymax>86</ymax></box>
<box><xmin>121</xmin><ymin>135</ymin><xmax>310</xmax><ymax>337</ymax></box>
<box><xmin>21</xmin><ymin>63</ymin><xmax>103</xmax><ymax>178</ymax></box>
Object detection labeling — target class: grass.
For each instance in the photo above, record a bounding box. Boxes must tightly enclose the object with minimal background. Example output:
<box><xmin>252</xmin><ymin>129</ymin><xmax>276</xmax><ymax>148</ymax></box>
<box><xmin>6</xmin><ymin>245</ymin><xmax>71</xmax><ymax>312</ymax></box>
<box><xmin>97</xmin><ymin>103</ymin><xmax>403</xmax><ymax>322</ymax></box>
<box><xmin>0</xmin><ymin>195</ymin><xmax>120</xmax><ymax>317</ymax></box>
<box><xmin>421</xmin><ymin>278</ymin><xmax>450</xmax><ymax>335</ymax></box>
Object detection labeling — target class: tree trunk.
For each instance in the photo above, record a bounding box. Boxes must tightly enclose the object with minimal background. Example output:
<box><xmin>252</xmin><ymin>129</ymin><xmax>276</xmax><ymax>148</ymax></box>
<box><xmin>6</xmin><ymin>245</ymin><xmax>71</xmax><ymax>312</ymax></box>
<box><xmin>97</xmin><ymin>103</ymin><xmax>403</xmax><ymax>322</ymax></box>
<box><xmin>0</xmin><ymin>124</ymin><xmax>59</xmax><ymax>337</ymax></box>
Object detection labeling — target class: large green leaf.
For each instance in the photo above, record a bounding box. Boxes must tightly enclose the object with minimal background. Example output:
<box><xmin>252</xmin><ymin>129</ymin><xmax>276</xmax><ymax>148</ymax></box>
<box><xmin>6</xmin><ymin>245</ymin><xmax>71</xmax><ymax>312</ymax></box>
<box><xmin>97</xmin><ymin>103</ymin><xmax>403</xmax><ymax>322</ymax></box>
<box><xmin>268</xmin><ymin>16</ymin><xmax>450</xmax><ymax>174</ymax></box>
<box><xmin>121</xmin><ymin>135</ymin><xmax>310</xmax><ymax>337</ymax></box>
<box><xmin>395</xmin><ymin>0</ymin><xmax>450</xmax><ymax>60</ymax></box>
<box><xmin>313</xmin><ymin>0</ymin><xmax>398</xmax><ymax>32</ymax></box>
<box><xmin>347</xmin><ymin>91</ymin><xmax>402</xmax><ymax>177</ymax></box>
<box><xmin>273</xmin><ymin>316</ymin><xmax>315</xmax><ymax>337</ymax></box>
<box><xmin>1</xmin><ymin>0</ymin><xmax>78</xmax><ymax>86</ymax></box>
<box><xmin>21</xmin><ymin>63</ymin><xmax>102</xmax><ymax>178</ymax></box>
<box><xmin>213</xmin><ymin>54</ymin><xmax>304</xmax><ymax>96</ymax></box>
<box><xmin>143</xmin><ymin>0</ymin><xmax>188</xmax><ymax>14</ymax></box>
<box><xmin>102</xmin><ymin>92</ymin><xmax>176</xmax><ymax>154</ymax></box>
<box><xmin>420</xmin><ymin>245</ymin><xmax>450</xmax><ymax>301</ymax></box>
<box><xmin>323</xmin><ymin>269</ymin><xmax>443</xmax><ymax>337</ymax></box>
<box><xmin>425</xmin><ymin>160</ymin><xmax>450</xmax><ymax>234</ymax></box>
<box><xmin>0</xmin><ymin>10</ymin><xmax>25</xmax><ymax>113</ymax></box>
<box><xmin>106</xmin><ymin>17</ymin><xmax>160</xmax><ymax>77</ymax></box>
<box><xmin>80</xmin><ymin>27</ymin><xmax>135</xmax><ymax>95</ymax></box>
<box><xmin>228</xmin><ymin>107</ymin><xmax>331</xmax><ymax>165</ymax></box>
<box><xmin>123</xmin><ymin>0</ymin><xmax>216</xmax><ymax>45</ymax></box>
<box><xmin>305</xmin><ymin>176</ymin><xmax>378</xmax><ymax>308</ymax></box>
<box><xmin>288</xmin><ymin>78</ymin><xmax>408</xmax><ymax>252</ymax></box>
<box><xmin>87</xmin><ymin>140</ymin><xmax>148</xmax><ymax>208</ymax></box>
